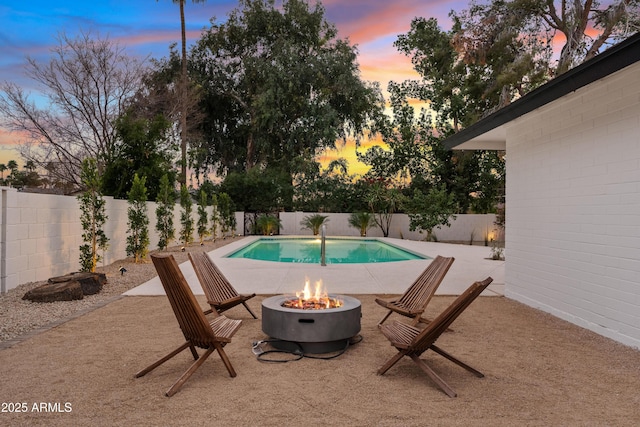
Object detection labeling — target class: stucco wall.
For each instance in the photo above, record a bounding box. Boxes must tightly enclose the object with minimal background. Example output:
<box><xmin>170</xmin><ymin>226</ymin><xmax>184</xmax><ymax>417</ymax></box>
<box><xmin>505</xmin><ymin>62</ymin><xmax>640</xmax><ymax>349</ymax></box>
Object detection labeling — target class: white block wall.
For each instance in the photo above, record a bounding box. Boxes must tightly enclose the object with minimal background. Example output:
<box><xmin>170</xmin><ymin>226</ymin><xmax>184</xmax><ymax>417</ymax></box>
<box><xmin>279</xmin><ymin>211</ymin><xmax>498</xmax><ymax>242</ymax></box>
<box><xmin>505</xmin><ymin>62</ymin><xmax>640</xmax><ymax>349</ymax></box>
<box><xmin>0</xmin><ymin>188</ymin><xmax>233</xmax><ymax>293</ymax></box>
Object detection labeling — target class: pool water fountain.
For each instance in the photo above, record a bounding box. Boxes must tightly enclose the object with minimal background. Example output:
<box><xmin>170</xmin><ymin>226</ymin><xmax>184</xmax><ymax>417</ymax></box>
<box><xmin>320</xmin><ymin>224</ymin><xmax>326</xmax><ymax>266</ymax></box>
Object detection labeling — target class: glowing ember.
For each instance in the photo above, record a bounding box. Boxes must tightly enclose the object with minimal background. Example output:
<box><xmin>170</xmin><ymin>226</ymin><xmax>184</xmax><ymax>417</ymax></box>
<box><xmin>282</xmin><ymin>279</ymin><xmax>343</xmax><ymax>310</ymax></box>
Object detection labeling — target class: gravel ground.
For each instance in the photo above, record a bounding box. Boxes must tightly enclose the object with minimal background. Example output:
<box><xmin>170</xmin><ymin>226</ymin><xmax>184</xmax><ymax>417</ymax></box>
<box><xmin>0</xmin><ymin>237</ymin><xmax>242</xmax><ymax>344</ymax></box>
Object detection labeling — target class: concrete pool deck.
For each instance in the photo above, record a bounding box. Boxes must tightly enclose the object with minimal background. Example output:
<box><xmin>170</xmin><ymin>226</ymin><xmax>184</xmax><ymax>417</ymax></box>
<box><xmin>124</xmin><ymin>236</ymin><xmax>505</xmax><ymax>297</ymax></box>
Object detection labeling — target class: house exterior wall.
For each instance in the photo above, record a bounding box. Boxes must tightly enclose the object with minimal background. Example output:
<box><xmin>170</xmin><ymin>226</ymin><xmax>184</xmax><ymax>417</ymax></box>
<box><xmin>505</xmin><ymin>62</ymin><xmax>640</xmax><ymax>349</ymax></box>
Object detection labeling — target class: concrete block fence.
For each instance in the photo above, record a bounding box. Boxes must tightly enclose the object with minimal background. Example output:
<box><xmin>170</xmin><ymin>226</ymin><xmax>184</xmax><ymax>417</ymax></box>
<box><xmin>0</xmin><ymin>187</ymin><xmax>242</xmax><ymax>294</ymax></box>
<box><xmin>278</xmin><ymin>212</ymin><xmax>500</xmax><ymax>242</ymax></box>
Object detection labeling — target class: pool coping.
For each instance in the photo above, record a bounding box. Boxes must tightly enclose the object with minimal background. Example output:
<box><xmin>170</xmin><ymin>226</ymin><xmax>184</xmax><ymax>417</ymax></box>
<box><xmin>124</xmin><ymin>236</ymin><xmax>504</xmax><ymax>297</ymax></box>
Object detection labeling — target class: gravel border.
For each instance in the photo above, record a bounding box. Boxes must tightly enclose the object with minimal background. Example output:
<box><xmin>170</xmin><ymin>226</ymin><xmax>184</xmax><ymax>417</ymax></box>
<box><xmin>0</xmin><ymin>237</ymin><xmax>243</xmax><ymax>348</ymax></box>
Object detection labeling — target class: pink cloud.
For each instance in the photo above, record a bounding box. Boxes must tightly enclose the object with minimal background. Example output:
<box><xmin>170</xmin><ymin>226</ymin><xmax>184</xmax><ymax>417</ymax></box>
<box><xmin>325</xmin><ymin>0</ymin><xmax>460</xmax><ymax>45</ymax></box>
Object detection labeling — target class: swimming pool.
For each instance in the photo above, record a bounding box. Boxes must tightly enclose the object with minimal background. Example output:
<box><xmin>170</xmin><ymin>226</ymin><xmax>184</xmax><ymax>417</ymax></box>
<box><xmin>225</xmin><ymin>237</ymin><xmax>427</xmax><ymax>264</ymax></box>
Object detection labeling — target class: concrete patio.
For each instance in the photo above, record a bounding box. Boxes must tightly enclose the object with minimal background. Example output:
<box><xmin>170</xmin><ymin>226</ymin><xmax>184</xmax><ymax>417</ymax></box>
<box><xmin>125</xmin><ymin>237</ymin><xmax>505</xmax><ymax>297</ymax></box>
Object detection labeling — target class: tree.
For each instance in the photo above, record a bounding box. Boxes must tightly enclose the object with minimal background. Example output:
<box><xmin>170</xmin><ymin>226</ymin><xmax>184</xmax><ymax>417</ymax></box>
<box><xmin>217</xmin><ymin>192</ymin><xmax>234</xmax><ymax>238</ymax></box>
<box><xmin>357</xmin><ymin>82</ymin><xmax>433</xmax><ymax>185</ymax></box>
<box><xmin>392</xmin><ymin>16</ymin><xmax>508</xmax><ymax>213</ymax></box>
<box><xmin>0</xmin><ymin>159</ymin><xmax>41</xmax><ymax>189</ymax></box>
<box><xmin>365</xmin><ymin>179</ymin><xmax>405</xmax><ymax>237</ymax></box>
<box><xmin>0</xmin><ymin>31</ymin><xmax>145</xmax><ymax>191</ymax></box>
<box><xmin>196</xmin><ymin>189</ymin><xmax>210</xmax><ymax>244</ymax></box>
<box><xmin>395</xmin><ymin>16</ymin><xmax>547</xmax><ymax>129</ymax></box>
<box><xmin>102</xmin><ymin>112</ymin><xmax>176</xmax><ymax>200</ymax></box>
<box><xmin>189</xmin><ymin>0</ymin><xmax>383</xmax><ymax>179</ymax></box>
<box><xmin>209</xmin><ymin>193</ymin><xmax>219</xmax><ymax>240</ymax></box>
<box><xmin>179</xmin><ymin>184</ymin><xmax>194</xmax><ymax>247</ymax></box>
<box><xmin>7</xmin><ymin>160</ymin><xmax>18</xmax><ymax>176</ymax></box>
<box><xmin>155</xmin><ymin>174</ymin><xmax>176</xmax><ymax>250</ymax></box>
<box><xmin>220</xmin><ymin>167</ymin><xmax>293</xmax><ymax>213</ymax></box>
<box><xmin>126</xmin><ymin>174</ymin><xmax>150</xmax><ymax>262</ymax></box>
<box><xmin>292</xmin><ymin>158</ymin><xmax>368</xmax><ymax>213</ymax></box>
<box><xmin>452</xmin><ymin>0</ymin><xmax>640</xmax><ymax>78</ymax></box>
<box><xmin>77</xmin><ymin>158</ymin><xmax>109</xmax><ymax>272</ymax></box>
<box><xmin>157</xmin><ymin>0</ymin><xmax>206</xmax><ymax>185</ymax></box>
<box><xmin>404</xmin><ymin>185</ymin><xmax>458</xmax><ymax>241</ymax></box>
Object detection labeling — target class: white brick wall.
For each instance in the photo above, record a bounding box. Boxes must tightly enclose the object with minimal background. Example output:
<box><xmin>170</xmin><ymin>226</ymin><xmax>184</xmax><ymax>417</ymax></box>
<box><xmin>505</xmin><ymin>62</ymin><xmax>640</xmax><ymax>349</ymax></box>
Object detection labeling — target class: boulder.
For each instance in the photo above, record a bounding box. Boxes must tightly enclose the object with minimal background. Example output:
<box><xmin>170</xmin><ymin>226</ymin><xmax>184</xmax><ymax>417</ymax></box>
<box><xmin>48</xmin><ymin>272</ymin><xmax>107</xmax><ymax>295</ymax></box>
<box><xmin>23</xmin><ymin>271</ymin><xmax>108</xmax><ymax>303</ymax></box>
<box><xmin>23</xmin><ymin>280</ymin><xmax>84</xmax><ymax>302</ymax></box>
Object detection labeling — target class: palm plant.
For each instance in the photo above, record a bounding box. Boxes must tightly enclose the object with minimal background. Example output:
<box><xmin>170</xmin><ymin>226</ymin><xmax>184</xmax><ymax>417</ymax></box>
<box><xmin>348</xmin><ymin>212</ymin><xmax>374</xmax><ymax>237</ymax></box>
<box><xmin>256</xmin><ymin>214</ymin><xmax>281</xmax><ymax>236</ymax></box>
<box><xmin>300</xmin><ymin>214</ymin><xmax>329</xmax><ymax>236</ymax></box>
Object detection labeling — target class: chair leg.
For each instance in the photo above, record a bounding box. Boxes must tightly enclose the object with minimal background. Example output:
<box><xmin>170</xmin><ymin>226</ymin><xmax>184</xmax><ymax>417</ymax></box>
<box><xmin>378</xmin><ymin>310</ymin><xmax>393</xmax><ymax>325</ymax></box>
<box><xmin>135</xmin><ymin>341</ymin><xmax>191</xmax><ymax>378</ymax></box>
<box><xmin>189</xmin><ymin>344</ymin><xmax>199</xmax><ymax>360</ymax></box>
<box><xmin>430</xmin><ymin>345</ymin><xmax>484</xmax><ymax>378</ymax></box>
<box><xmin>409</xmin><ymin>354</ymin><xmax>457</xmax><ymax>398</ymax></box>
<box><xmin>165</xmin><ymin>347</ymin><xmax>215</xmax><ymax>397</ymax></box>
<box><xmin>377</xmin><ymin>351</ymin><xmax>405</xmax><ymax>375</ymax></box>
<box><xmin>214</xmin><ymin>343</ymin><xmax>237</xmax><ymax>377</ymax></box>
<box><xmin>242</xmin><ymin>302</ymin><xmax>258</xmax><ymax>319</ymax></box>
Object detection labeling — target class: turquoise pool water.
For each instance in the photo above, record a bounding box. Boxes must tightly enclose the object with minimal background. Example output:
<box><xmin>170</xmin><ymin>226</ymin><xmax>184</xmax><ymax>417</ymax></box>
<box><xmin>226</xmin><ymin>237</ymin><xmax>427</xmax><ymax>264</ymax></box>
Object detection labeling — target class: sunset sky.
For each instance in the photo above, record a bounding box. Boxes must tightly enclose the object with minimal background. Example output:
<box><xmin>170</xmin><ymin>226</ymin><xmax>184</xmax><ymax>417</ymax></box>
<box><xmin>0</xmin><ymin>0</ymin><xmax>466</xmax><ymax>174</ymax></box>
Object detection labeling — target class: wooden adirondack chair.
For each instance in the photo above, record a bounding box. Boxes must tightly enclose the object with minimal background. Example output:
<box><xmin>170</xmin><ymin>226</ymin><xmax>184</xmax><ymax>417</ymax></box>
<box><xmin>135</xmin><ymin>254</ymin><xmax>242</xmax><ymax>397</ymax></box>
<box><xmin>375</xmin><ymin>255</ymin><xmax>455</xmax><ymax>326</ymax></box>
<box><xmin>377</xmin><ymin>277</ymin><xmax>493</xmax><ymax>398</ymax></box>
<box><xmin>188</xmin><ymin>252</ymin><xmax>258</xmax><ymax>319</ymax></box>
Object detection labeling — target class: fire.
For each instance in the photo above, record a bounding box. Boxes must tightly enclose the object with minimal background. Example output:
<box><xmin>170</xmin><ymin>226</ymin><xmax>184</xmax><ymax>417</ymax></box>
<box><xmin>282</xmin><ymin>279</ymin><xmax>343</xmax><ymax>310</ymax></box>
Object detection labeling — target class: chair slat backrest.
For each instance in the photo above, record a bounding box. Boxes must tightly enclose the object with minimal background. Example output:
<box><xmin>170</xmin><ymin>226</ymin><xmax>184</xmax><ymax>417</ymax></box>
<box><xmin>397</xmin><ymin>255</ymin><xmax>454</xmax><ymax>310</ymax></box>
<box><xmin>410</xmin><ymin>277</ymin><xmax>493</xmax><ymax>353</ymax></box>
<box><xmin>189</xmin><ymin>252</ymin><xmax>239</xmax><ymax>303</ymax></box>
<box><xmin>151</xmin><ymin>254</ymin><xmax>216</xmax><ymax>348</ymax></box>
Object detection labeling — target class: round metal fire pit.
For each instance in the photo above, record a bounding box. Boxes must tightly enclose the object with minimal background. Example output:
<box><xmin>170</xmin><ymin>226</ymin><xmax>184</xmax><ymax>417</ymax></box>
<box><xmin>262</xmin><ymin>295</ymin><xmax>361</xmax><ymax>354</ymax></box>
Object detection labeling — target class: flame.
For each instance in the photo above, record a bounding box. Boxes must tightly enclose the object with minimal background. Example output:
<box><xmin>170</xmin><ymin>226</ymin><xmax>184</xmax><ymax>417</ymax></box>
<box><xmin>284</xmin><ymin>278</ymin><xmax>343</xmax><ymax>310</ymax></box>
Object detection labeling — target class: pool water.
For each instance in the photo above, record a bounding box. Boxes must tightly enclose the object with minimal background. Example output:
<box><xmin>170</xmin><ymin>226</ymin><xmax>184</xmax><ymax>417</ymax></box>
<box><xmin>226</xmin><ymin>237</ymin><xmax>427</xmax><ymax>264</ymax></box>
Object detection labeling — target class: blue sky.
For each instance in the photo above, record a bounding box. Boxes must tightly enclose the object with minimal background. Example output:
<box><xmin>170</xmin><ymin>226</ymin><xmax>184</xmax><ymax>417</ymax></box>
<box><xmin>0</xmin><ymin>0</ymin><xmax>466</xmax><ymax>167</ymax></box>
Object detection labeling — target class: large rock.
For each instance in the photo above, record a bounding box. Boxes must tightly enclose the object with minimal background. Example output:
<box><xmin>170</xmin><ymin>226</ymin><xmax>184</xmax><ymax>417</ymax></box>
<box><xmin>23</xmin><ymin>280</ymin><xmax>84</xmax><ymax>302</ymax></box>
<box><xmin>48</xmin><ymin>272</ymin><xmax>107</xmax><ymax>295</ymax></box>
<box><xmin>23</xmin><ymin>271</ymin><xmax>108</xmax><ymax>303</ymax></box>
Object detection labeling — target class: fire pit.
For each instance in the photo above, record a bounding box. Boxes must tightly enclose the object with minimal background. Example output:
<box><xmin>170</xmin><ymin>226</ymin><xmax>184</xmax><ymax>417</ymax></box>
<box><xmin>262</xmin><ymin>280</ymin><xmax>361</xmax><ymax>354</ymax></box>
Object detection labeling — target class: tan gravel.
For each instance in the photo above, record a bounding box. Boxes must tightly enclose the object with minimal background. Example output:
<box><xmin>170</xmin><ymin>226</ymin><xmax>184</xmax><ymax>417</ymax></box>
<box><xmin>0</xmin><ymin>237</ymin><xmax>243</xmax><ymax>345</ymax></box>
<box><xmin>1</xmin><ymin>237</ymin><xmax>639</xmax><ymax>426</ymax></box>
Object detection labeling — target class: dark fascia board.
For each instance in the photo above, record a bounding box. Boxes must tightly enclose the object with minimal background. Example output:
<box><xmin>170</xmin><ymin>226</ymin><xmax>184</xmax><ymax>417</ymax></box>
<box><xmin>443</xmin><ymin>32</ymin><xmax>640</xmax><ymax>150</ymax></box>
